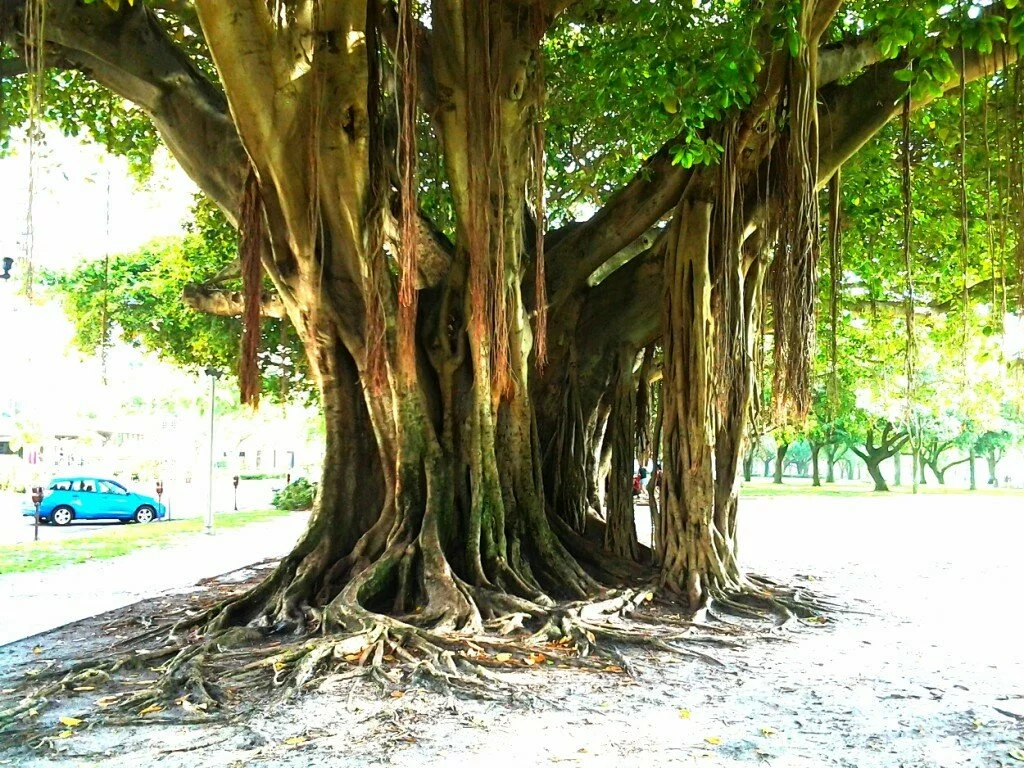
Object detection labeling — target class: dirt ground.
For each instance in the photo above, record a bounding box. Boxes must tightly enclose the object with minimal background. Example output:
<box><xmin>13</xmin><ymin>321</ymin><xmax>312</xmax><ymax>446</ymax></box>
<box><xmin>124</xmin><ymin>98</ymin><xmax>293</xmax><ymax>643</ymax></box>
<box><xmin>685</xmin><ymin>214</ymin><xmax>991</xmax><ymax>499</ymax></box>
<box><xmin>1</xmin><ymin>493</ymin><xmax>1022</xmax><ymax>767</ymax></box>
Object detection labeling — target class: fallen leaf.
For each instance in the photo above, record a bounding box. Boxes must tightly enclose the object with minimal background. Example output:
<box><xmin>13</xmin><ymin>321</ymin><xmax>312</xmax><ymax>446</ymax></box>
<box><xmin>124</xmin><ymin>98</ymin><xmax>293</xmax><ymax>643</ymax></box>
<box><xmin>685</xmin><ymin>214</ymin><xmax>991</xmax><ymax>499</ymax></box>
<box><xmin>95</xmin><ymin>696</ymin><xmax>118</xmax><ymax>708</ymax></box>
<box><xmin>1009</xmin><ymin>749</ymin><xmax>1024</xmax><ymax>762</ymax></box>
<box><xmin>59</xmin><ymin>717</ymin><xmax>82</xmax><ymax>727</ymax></box>
<box><xmin>525</xmin><ymin>653</ymin><xmax>547</xmax><ymax>666</ymax></box>
<box><xmin>678</xmin><ymin>708</ymin><xmax>691</xmax><ymax>719</ymax></box>
<box><xmin>390</xmin><ymin>690</ymin><xmax>405</xmax><ymax>699</ymax></box>
<box><xmin>32</xmin><ymin>647</ymin><xmax>42</xmax><ymax>655</ymax></box>
<box><xmin>755</xmin><ymin>748</ymin><xmax>772</xmax><ymax>758</ymax></box>
<box><xmin>584</xmin><ymin>631</ymin><xmax>596</xmax><ymax>644</ymax></box>
<box><xmin>55</xmin><ymin>730</ymin><xmax>73</xmax><ymax>739</ymax></box>
<box><xmin>27</xmin><ymin>708</ymin><xmax>39</xmax><ymax>718</ymax></box>
<box><xmin>284</xmin><ymin>736</ymin><xmax>307</xmax><ymax>746</ymax></box>
<box><xmin>494</xmin><ymin>653</ymin><xmax>513</xmax><ymax>663</ymax></box>
<box><xmin>72</xmin><ymin>686</ymin><xmax>95</xmax><ymax>692</ymax></box>
<box><xmin>138</xmin><ymin>704</ymin><xmax>164</xmax><ymax>716</ymax></box>
<box><xmin>760</xmin><ymin>727</ymin><xmax>777</xmax><ymax>736</ymax></box>
<box><xmin>705</xmin><ymin>736</ymin><xmax>722</xmax><ymax>745</ymax></box>
<box><xmin>644</xmin><ymin>591</ymin><xmax>655</xmax><ymax>602</ymax></box>
<box><xmin>602</xmin><ymin>665</ymin><xmax>624</xmax><ymax>673</ymax></box>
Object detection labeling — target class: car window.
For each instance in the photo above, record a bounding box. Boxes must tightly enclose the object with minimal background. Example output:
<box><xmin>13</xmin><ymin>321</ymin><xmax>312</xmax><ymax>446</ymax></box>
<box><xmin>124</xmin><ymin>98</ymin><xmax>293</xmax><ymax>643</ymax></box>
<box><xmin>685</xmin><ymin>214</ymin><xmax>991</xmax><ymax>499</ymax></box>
<box><xmin>98</xmin><ymin>481</ymin><xmax>128</xmax><ymax>495</ymax></box>
<box><xmin>49</xmin><ymin>480</ymin><xmax>72</xmax><ymax>491</ymax></box>
<box><xmin>72</xmin><ymin>480</ymin><xmax>96</xmax><ymax>493</ymax></box>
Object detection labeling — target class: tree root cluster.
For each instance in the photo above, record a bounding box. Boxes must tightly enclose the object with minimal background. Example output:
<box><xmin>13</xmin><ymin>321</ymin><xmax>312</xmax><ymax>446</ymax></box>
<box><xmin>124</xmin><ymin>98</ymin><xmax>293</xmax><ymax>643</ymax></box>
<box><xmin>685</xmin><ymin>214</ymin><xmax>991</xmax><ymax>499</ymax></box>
<box><xmin>0</xmin><ymin>577</ymin><xmax>836</xmax><ymax>748</ymax></box>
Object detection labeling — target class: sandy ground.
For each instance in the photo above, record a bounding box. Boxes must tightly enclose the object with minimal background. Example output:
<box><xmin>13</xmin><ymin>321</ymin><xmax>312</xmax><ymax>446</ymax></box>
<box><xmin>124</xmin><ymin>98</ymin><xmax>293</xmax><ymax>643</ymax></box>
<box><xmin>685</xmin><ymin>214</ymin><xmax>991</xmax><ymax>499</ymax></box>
<box><xmin>1</xmin><ymin>493</ymin><xmax>1022</xmax><ymax>767</ymax></box>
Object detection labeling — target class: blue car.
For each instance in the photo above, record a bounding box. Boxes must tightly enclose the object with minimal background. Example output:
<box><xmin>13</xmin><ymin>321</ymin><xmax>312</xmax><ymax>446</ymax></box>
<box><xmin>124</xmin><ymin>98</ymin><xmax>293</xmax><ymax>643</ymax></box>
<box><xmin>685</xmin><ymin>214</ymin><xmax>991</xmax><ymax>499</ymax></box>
<box><xmin>22</xmin><ymin>477</ymin><xmax>167</xmax><ymax>526</ymax></box>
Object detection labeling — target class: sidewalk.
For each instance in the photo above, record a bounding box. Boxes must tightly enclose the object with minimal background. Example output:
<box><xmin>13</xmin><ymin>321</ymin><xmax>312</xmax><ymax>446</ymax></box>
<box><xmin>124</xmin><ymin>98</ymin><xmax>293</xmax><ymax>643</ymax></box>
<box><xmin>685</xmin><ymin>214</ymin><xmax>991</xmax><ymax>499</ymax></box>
<box><xmin>0</xmin><ymin>512</ymin><xmax>308</xmax><ymax>647</ymax></box>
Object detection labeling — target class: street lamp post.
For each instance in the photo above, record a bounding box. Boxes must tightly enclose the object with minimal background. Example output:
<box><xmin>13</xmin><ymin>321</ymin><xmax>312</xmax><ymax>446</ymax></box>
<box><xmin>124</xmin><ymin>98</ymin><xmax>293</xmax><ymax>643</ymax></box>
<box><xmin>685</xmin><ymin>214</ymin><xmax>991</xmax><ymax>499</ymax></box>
<box><xmin>31</xmin><ymin>486</ymin><xmax>43</xmax><ymax>542</ymax></box>
<box><xmin>204</xmin><ymin>367</ymin><xmax>222</xmax><ymax>535</ymax></box>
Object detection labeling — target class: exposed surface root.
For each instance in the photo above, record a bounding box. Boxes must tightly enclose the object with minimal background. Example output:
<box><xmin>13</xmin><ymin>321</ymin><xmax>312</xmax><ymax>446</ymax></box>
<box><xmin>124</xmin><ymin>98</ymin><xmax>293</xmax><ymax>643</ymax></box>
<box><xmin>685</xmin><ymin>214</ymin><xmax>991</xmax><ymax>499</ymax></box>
<box><xmin>707</xmin><ymin>573</ymin><xmax>841</xmax><ymax>627</ymax></box>
<box><xmin>0</xmin><ymin>568</ymin><xmax>838</xmax><ymax>749</ymax></box>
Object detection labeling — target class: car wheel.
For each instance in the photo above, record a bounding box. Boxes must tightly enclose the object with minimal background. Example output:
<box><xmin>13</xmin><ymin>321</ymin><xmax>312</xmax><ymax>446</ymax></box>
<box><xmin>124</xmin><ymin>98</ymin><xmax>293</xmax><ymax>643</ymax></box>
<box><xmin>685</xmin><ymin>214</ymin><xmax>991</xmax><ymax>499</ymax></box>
<box><xmin>52</xmin><ymin>507</ymin><xmax>74</xmax><ymax>526</ymax></box>
<box><xmin>134</xmin><ymin>506</ymin><xmax>156</xmax><ymax>524</ymax></box>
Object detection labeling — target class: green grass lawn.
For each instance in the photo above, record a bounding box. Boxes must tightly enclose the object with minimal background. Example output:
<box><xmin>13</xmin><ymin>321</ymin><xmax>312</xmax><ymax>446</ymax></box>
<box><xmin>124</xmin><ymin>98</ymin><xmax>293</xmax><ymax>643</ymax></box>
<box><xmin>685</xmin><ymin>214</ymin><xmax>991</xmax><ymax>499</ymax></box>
<box><xmin>740</xmin><ymin>479</ymin><xmax>1024</xmax><ymax>498</ymax></box>
<box><xmin>0</xmin><ymin>509</ymin><xmax>296</xmax><ymax>576</ymax></box>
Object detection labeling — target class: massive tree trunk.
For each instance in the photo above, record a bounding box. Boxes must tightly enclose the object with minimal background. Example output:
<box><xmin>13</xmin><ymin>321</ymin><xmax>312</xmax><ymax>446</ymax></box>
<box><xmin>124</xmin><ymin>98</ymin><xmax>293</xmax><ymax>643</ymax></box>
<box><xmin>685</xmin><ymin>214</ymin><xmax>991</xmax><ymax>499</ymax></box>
<box><xmin>182</xmin><ymin>0</ymin><xmax>612</xmax><ymax>639</ymax></box>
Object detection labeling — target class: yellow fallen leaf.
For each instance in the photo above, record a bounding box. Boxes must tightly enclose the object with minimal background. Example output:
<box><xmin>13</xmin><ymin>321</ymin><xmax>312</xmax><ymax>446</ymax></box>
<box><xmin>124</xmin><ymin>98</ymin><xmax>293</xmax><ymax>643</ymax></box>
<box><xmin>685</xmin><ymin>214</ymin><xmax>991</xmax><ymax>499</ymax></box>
<box><xmin>72</xmin><ymin>686</ymin><xmax>95</xmax><ymax>692</ymax></box>
<box><xmin>59</xmin><ymin>717</ymin><xmax>82</xmax><ymax>727</ymax></box>
<box><xmin>644</xmin><ymin>592</ymin><xmax>655</xmax><ymax>603</ymax></box>
<box><xmin>584</xmin><ymin>631</ymin><xmax>596</xmax><ymax>644</ymax></box>
<box><xmin>705</xmin><ymin>736</ymin><xmax>722</xmax><ymax>745</ymax></box>
<box><xmin>602</xmin><ymin>665</ymin><xmax>624</xmax><ymax>673</ymax></box>
<box><xmin>32</xmin><ymin>646</ymin><xmax>42</xmax><ymax>655</ymax></box>
<box><xmin>678</xmin><ymin>708</ymin><xmax>691</xmax><ymax>719</ymax></box>
<box><xmin>27</xmin><ymin>708</ymin><xmax>39</xmax><ymax>718</ymax></box>
<box><xmin>1009</xmin><ymin>749</ymin><xmax>1024</xmax><ymax>762</ymax></box>
<box><xmin>138</xmin><ymin>704</ymin><xmax>164</xmax><ymax>716</ymax></box>
<box><xmin>760</xmin><ymin>727</ymin><xmax>777</xmax><ymax>736</ymax></box>
<box><xmin>525</xmin><ymin>653</ymin><xmax>547</xmax><ymax>666</ymax></box>
<box><xmin>95</xmin><ymin>696</ymin><xmax>118</xmax><ymax>708</ymax></box>
<box><xmin>494</xmin><ymin>653</ymin><xmax>513</xmax><ymax>663</ymax></box>
<box><xmin>55</xmin><ymin>730</ymin><xmax>73</xmax><ymax>739</ymax></box>
<box><xmin>390</xmin><ymin>690</ymin><xmax>405</xmax><ymax>699</ymax></box>
<box><xmin>284</xmin><ymin>736</ymin><xmax>307</xmax><ymax>746</ymax></box>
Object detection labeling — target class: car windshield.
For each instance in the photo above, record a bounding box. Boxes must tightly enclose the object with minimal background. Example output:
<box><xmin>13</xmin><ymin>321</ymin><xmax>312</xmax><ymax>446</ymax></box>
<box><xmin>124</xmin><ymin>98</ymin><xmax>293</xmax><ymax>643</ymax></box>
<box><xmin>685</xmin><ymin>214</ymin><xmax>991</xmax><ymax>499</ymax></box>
<box><xmin>98</xmin><ymin>480</ymin><xmax>129</xmax><ymax>495</ymax></box>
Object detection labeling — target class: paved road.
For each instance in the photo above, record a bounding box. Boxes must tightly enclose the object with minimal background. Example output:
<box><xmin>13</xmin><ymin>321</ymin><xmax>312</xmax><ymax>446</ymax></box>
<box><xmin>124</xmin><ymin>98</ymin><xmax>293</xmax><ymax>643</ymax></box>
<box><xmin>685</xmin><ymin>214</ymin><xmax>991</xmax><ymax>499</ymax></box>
<box><xmin>0</xmin><ymin>511</ymin><xmax>309</xmax><ymax>647</ymax></box>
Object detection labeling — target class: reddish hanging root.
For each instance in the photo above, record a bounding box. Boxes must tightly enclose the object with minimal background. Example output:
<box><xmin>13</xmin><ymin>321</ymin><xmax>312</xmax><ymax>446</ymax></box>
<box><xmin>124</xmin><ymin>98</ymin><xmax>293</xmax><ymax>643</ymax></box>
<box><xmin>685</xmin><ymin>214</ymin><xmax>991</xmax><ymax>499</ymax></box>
<box><xmin>239</xmin><ymin>167</ymin><xmax>265</xmax><ymax>407</ymax></box>
<box><xmin>770</xmin><ymin>0</ymin><xmax>820</xmax><ymax>421</ymax></box>
<box><xmin>397</xmin><ymin>0</ymin><xmax>419</xmax><ymax>380</ymax></box>
<box><xmin>532</xmin><ymin>5</ymin><xmax>548</xmax><ymax>368</ymax></box>
<box><xmin>364</xmin><ymin>0</ymin><xmax>390</xmax><ymax>392</ymax></box>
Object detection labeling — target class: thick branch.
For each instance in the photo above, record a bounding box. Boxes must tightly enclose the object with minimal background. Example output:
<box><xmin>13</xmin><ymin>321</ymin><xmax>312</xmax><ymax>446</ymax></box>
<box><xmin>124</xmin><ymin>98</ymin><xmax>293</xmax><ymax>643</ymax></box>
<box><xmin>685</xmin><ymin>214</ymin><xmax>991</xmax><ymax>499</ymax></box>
<box><xmin>7</xmin><ymin>0</ymin><xmax>248</xmax><ymax>215</ymax></box>
<box><xmin>182</xmin><ymin>284</ymin><xmax>286</xmax><ymax>319</ymax></box>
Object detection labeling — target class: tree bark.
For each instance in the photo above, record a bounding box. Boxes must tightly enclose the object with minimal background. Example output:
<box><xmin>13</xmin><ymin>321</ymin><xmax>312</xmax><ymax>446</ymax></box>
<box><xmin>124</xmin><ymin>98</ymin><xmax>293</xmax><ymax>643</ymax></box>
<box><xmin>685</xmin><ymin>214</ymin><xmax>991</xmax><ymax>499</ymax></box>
<box><xmin>864</xmin><ymin>456</ymin><xmax>889</xmax><ymax>492</ymax></box>
<box><xmin>603</xmin><ymin>349</ymin><xmax>641</xmax><ymax>561</ymax></box>
<box><xmin>773</xmin><ymin>442</ymin><xmax>790</xmax><ymax>484</ymax></box>
<box><xmin>742</xmin><ymin>450</ymin><xmax>754</xmax><ymax>482</ymax></box>
<box><xmin>892</xmin><ymin>453</ymin><xmax>901</xmax><ymax>486</ymax></box>
<box><xmin>969</xmin><ymin>447</ymin><xmax>977</xmax><ymax>491</ymax></box>
<box><xmin>811</xmin><ymin>443</ymin><xmax>822</xmax><ymax>487</ymax></box>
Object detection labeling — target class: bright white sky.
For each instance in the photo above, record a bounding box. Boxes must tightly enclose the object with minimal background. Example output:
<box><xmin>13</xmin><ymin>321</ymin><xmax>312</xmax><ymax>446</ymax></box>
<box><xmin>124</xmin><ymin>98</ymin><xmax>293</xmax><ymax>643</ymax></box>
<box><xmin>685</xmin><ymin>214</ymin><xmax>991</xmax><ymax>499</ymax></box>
<box><xmin>1</xmin><ymin>131</ymin><xmax>201</xmax><ymax>429</ymax></box>
<box><xmin>0</xmin><ymin>130</ymin><xmax>197</xmax><ymax>270</ymax></box>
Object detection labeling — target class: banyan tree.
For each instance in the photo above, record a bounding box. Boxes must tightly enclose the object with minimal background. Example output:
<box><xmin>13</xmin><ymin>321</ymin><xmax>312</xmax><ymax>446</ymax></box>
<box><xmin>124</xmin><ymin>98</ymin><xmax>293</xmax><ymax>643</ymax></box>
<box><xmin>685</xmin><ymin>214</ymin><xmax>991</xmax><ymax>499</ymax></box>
<box><xmin>1</xmin><ymin>0</ymin><xmax>1019</xmax><ymax>697</ymax></box>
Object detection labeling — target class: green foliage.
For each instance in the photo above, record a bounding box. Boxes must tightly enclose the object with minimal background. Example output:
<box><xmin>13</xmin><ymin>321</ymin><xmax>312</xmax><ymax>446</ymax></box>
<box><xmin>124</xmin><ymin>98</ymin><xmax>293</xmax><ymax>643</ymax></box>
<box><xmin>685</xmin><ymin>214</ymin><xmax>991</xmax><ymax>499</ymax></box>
<box><xmin>272</xmin><ymin>478</ymin><xmax>316</xmax><ymax>512</ymax></box>
<box><xmin>45</xmin><ymin>197</ymin><xmax>312</xmax><ymax>403</ymax></box>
